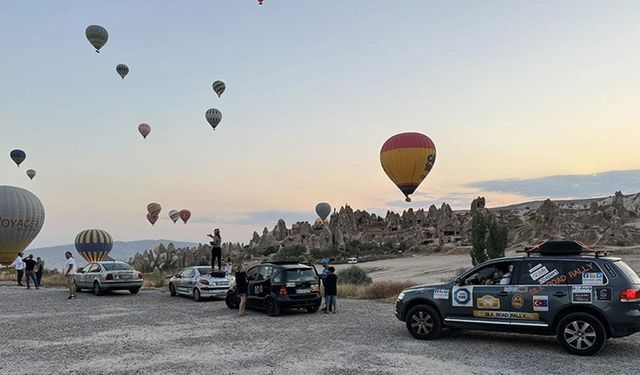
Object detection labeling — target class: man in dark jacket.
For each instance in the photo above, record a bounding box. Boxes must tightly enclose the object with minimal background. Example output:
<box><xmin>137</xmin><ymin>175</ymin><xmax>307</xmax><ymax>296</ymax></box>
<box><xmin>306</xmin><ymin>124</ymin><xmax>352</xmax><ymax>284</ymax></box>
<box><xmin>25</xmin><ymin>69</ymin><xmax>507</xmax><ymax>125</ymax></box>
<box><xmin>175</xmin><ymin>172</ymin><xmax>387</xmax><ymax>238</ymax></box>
<box><xmin>23</xmin><ymin>254</ymin><xmax>38</xmax><ymax>290</ymax></box>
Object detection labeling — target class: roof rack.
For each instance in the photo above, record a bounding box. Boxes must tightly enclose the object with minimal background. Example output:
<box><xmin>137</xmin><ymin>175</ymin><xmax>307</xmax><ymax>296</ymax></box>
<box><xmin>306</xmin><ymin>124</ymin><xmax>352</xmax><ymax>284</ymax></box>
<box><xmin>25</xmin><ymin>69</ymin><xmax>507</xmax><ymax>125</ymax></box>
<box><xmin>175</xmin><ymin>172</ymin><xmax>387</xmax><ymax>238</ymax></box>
<box><xmin>261</xmin><ymin>261</ymin><xmax>302</xmax><ymax>265</ymax></box>
<box><xmin>519</xmin><ymin>240</ymin><xmax>611</xmax><ymax>258</ymax></box>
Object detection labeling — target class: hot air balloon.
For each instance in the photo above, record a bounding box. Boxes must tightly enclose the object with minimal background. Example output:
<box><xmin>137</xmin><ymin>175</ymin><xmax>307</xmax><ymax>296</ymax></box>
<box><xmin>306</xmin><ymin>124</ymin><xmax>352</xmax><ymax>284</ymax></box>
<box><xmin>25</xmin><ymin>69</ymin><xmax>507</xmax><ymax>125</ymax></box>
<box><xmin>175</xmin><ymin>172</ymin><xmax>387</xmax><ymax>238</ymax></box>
<box><xmin>315</xmin><ymin>202</ymin><xmax>331</xmax><ymax>222</ymax></box>
<box><xmin>212</xmin><ymin>80</ymin><xmax>226</xmax><ymax>97</ymax></box>
<box><xmin>169</xmin><ymin>210</ymin><xmax>180</xmax><ymax>223</ymax></box>
<box><xmin>258</xmin><ymin>0</ymin><xmax>264</xmax><ymax>4</ymax></box>
<box><xmin>85</xmin><ymin>25</ymin><xmax>108</xmax><ymax>53</ymax></box>
<box><xmin>205</xmin><ymin>108</ymin><xmax>222</xmax><ymax>130</ymax></box>
<box><xmin>116</xmin><ymin>64</ymin><xmax>129</xmax><ymax>79</ymax></box>
<box><xmin>146</xmin><ymin>213</ymin><xmax>158</xmax><ymax>226</ymax></box>
<box><xmin>179</xmin><ymin>209</ymin><xmax>191</xmax><ymax>224</ymax></box>
<box><xmin>10</xmin><ymin>149</ymin><xmax>26</xmax><ymax>167</ymax></box>
<box><xmin>26</xmin><ymin>169</ymin><xmax>36</xmax><ymax>180</ymax></box>
<box><xmin>380</xmin><ymin>132</ymin><xmax>436</xmax><ymax>202</ymax></box>
<box><xmin>147</xmin><ymin>202</ymin><xmax>161</xmax><ymax>217</ymax></box>
<box><xmin>0</xmin><ymin>186</ymin><xmax>45</xmax><ymax>265</ymax></box>
<box><xmin>74</xmin><ymin>229</ymin><xmax>113</xmax><ymax>262</ymax></box>
<box><xmin>138</xmin><ymin>123</ymin><xmax>151</xmax><ymax>139</ymax></box>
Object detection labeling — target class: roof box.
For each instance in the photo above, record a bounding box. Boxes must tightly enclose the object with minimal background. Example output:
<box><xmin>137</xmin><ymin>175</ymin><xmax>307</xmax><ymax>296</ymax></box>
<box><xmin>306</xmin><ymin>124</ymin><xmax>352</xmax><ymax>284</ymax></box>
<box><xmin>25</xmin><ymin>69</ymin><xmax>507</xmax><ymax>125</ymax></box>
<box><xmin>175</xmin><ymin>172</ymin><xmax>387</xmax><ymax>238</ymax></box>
<box><xmin>527</xmin><ymin>240</ymin><xmax>588</xmax><ymax>256</ymax></box>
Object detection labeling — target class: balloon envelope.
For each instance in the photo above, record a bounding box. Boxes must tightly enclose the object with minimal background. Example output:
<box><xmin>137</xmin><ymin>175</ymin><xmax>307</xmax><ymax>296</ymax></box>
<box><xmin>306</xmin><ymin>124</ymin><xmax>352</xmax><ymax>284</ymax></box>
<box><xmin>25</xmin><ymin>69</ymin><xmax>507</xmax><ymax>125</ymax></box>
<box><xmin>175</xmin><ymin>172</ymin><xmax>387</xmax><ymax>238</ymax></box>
<box><xmin>116</xmin><ymin>64</ymin><xmax>129</xmax><ymax>79</ymax></box>
<box><xmin>138</xmin><ymin>123</ymin><xmax>151</xmax><ymax>139</ymax></box>
<box><xmin>10</xmin><ymin>149</ymin><xmax>26</xmax><ymax>167</ymax></box>
<box><xmin>85</xmin><ymin>25</ymin><xmax>108</xmax><ymax>53</ymax></box>
<box><xmin>205</xmin><ymin>108</ymin><xmax>222</xmax><ymax>130</ymax></box>
<box><xmin>147</xmin><ymin>202</ymin><xmax>161</xmax><ymax>217</ymax></box>
<box><xmin>147</xmin><ymin>213</ymin><xmax>158</xmax><ymax>226</ymax></box>
<box><xmin>26</xmin><ymin>169</ymin><xmax>36</xmax><ymax>180</ymax></box>
<box><xmin>179</xmin><ymin>209</ymin><xmax>191</xmax><ymax>224</ymax></box>
<box><xmin>315</xmin><ymin>202</ymin><xmax>331</xmax><ymax>221</ymax></box>
<box><xmin>169</xmin><ymin>210</ymin><xmax>180</xmax><ymax>223</ymax></box>
<box><xmin>212</xmin><ymin>81</ymin><xmax>226</xmax><ymax>97</ymax></box>
<box><xmin>74</xmin><ymin>229</ymin><xmax>113</xmax><ymax>263</ymax></box>
<box><xmin>380</xmin><ymin>132</ymin><xmax>436</xmax><ymax>202</ymax></box>
<box><xmin>0</xmin><ymin>186</ymin><xmax>45</xmax><ymax>264</ymax></box>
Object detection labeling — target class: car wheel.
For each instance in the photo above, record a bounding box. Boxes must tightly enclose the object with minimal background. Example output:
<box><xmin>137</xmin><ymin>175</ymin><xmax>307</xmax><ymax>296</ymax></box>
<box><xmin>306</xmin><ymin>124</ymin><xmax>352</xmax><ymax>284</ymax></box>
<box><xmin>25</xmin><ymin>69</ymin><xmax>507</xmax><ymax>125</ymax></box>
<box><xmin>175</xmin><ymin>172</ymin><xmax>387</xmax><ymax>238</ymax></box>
<box><xmin>265</xmin><ymin>297</ymin><xmax>280</xmax><ymax>317</ymax></box>
<box><xmin>556</xmin><ymin>313</ymin><xmax>606</xmax><ymax>356</ymax></box>
<box><xmin>193</xmin><ymin>288</ymin><xmax>202</xmax><ymax>302</ymax></box>
<box><xmin>129</xmin><ymin>288</ymin><xmax>140</xmax><ymax>295</ymax></box>
<box><xmin>169</xmin><ymin>283</ymin><xmax>177</xmax><ymax>297</ymax></box>
<box><xmin>93</xmin><ymin>281</ymin><xmax>103</xmax><ymax>296</ymax></box>
<box><xmin>405</xmin><ymin>304</ymin><xmax>442</xmax><ymax>340</ymax></box>
<box><xmin>306</xmin><ymin>303</ymin><xmax>320</xmax><ymax>313</ymax></box>
<box><xmin>225</xmin><ymin>293</ymin><xmax>239</xmax><ymax>309</ymax></box>
<box><xmin>74</xmin><ymin>280</ymin><xmax>82</xmax><ymax>292</ymax></box>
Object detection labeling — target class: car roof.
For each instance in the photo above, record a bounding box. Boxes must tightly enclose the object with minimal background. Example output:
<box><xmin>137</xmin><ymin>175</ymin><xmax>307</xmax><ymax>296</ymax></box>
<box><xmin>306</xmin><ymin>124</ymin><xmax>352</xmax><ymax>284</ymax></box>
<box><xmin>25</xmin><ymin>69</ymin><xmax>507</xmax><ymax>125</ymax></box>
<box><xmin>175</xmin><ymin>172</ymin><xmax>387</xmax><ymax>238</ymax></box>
<box><xmin>258</xmin><ymin>262</ymin><xmax>312</xmax><ymax>270</ymax></box>
<box><xmin>94</xmin><ymin>260</ymin><xmax>128</xmax><ymax>264</ymax></box>
<box><xmin>485</xmin><ymin>255</ymin><xmax>620</xmax><ymax>263</ymax></box>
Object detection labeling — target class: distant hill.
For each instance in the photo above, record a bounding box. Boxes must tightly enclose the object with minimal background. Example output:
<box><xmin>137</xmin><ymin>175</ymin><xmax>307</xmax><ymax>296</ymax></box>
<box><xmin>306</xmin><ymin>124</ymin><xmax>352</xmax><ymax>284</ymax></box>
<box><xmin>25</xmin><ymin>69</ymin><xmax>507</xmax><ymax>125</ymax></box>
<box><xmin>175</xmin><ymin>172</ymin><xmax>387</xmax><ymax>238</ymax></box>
<box><xmin>26</xmin><ymin>240</ymin><xmax>199</xmax><ymax>266</ymax></box>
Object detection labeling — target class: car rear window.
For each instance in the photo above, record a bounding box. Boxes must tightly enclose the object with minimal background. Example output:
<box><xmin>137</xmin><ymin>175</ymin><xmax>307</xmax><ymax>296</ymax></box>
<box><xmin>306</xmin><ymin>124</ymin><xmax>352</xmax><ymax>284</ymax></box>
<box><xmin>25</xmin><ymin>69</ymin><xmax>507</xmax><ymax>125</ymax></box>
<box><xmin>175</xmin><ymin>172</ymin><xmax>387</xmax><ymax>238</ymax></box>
<box><xmin>614</xmin><ymin>261</ymin><xmax>640</xmax><ymax>284</ymax></box>
<box><xmin>102</xmin><ymin>263</ymin><xmax>134</xmax><ymax>271</ymax></box>
<box><xmin>196</xmin><ymin>267</ymin><xmax>212</xmax><ymax>275</ymax></box>
<box><xmin>285</xmin><ymin>269</ymin><xmax>317</xmax><ymax>283</ymax></box>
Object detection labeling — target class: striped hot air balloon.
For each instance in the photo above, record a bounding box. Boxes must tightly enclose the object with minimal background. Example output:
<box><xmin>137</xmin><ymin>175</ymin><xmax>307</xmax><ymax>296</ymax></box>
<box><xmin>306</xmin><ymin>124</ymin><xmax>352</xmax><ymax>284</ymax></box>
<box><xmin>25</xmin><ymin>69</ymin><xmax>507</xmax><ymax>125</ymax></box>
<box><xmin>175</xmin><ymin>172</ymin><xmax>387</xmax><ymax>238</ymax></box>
<box><xmin>380</xmin><ymin>132</ymin><xmax>436</xmax><ymax>202</ymax></box>
<box><xmin>168</xmin><ymin>210</ymin><xmax>180</xmax><ymax>223</ymax></box>
<box><xmin>212</xmin><ymin>80</ymin><xmax>226</xmax><ymax>97</ymax></box>
<box><xmin>0</xmin><ymin>186</ymin><xmax>45</xmax><ymax>264</ymax></box>
<box><xmin>205</xmin><ymin>108</ymin><xmax>222</xmax><ymax>130</ymax></box>
<box><xmin>85</xmin><ymin>25</ymin><xmax>109</xmax><ymax>53</ymax></box>
<box><xmin>147</xmin><ymin>202</ymin><xmax>161</xmax><ymax>217</ymax></box>
<box><xmin>74</xmin><ymin>229</ymin><xmax>113</xmax><ymax>263</ymax></box>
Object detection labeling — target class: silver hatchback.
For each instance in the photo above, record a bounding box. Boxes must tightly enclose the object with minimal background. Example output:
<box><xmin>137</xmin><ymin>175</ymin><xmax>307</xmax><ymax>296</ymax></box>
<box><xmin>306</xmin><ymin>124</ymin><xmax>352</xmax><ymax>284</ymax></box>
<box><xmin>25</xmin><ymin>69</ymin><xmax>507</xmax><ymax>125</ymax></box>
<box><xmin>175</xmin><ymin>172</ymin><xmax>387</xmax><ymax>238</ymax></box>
<box><xmin>75</xmin><ymin>261</ymin><xmax>144</xmax><ymax>295</ymax></box>
<box><xmin>169</xmin><ymin>266</ymin><xmax>232</xmax><ymax>302</ymax></box>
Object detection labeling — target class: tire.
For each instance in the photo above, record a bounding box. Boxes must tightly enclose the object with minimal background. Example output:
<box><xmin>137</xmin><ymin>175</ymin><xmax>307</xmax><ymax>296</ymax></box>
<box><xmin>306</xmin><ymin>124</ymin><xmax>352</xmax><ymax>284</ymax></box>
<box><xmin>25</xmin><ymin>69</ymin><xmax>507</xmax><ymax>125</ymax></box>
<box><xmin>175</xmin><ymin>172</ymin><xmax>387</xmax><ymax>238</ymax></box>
<box><xmin>129</xmin><ymin>288</ymin><xmax>140</xmax><ymax>295</ymax></box>
<box><xmin>225</xmin><ymin>293</ymin><xmax>239</xmax><ymax>309</ymax></box>
<box><xmin>169</xmin><ymin>283</ymin><xmax>177</xmax><ymax>297</ymax></box>
<box><xmin>306</xmin><ymin>303</ymin><xmax>320</xmax><ymax>313</ymax></box>
<box><xmin>193</xmin><ymin>288</ymin><xmax>202</xmax><ymax>302</ymax></box>
<box><xmin>93</xmin><ymin>281</ymin><xmax>103</xmax><ymax>296</ymax></box>
<box><xmin>405</xmin><ymin>304</ymin><xmax>442</xmax><ymax>340</ymax></box>
<box><xmin>265</xmin><ymin>296</ymin><xmax>281</xmax><ymax>317</ymax></box>
<box><xmin>556</xmin><ymin>313</ymin><xmax>607</xmax><ymax>356</ymax></box>
<box><xmin>74</xmin><ymin>280</ymin><xmax>82</xmax><ymax>293</ymax></box>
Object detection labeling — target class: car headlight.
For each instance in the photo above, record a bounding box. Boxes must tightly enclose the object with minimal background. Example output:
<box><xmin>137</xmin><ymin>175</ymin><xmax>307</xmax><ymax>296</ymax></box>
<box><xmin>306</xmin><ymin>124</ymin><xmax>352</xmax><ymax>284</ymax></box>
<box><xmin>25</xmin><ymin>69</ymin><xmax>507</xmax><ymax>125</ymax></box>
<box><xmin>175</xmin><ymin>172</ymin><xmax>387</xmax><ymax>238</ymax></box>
<box><xmin>397</xmin><ymin>292</ymin><xmax>406</xmax><ymax>301</ymax></box>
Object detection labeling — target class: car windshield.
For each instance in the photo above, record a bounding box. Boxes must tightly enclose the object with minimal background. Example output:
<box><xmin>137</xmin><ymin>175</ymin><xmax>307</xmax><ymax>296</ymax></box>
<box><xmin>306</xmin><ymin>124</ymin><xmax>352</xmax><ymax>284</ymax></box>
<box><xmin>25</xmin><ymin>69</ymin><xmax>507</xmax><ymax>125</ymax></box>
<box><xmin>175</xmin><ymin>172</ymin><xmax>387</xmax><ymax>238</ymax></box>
<box><xmin>102</xmin><ymin>263</ymin><xmax>134</xmax><ymax>271</ymax></box>
<box><xmin>196</xmin><ymin>267</ymin><xmax>212</xmax><ymax>275</ymax></box>
<box><xmin>285</xmin><ymin>269</ymin><xmax>317</xmax><ymax>283</ymax></box>
<box><xmin>615</xmin><ymin>261</ymin><xmax>640</xmax><ymax>284</ymax></box>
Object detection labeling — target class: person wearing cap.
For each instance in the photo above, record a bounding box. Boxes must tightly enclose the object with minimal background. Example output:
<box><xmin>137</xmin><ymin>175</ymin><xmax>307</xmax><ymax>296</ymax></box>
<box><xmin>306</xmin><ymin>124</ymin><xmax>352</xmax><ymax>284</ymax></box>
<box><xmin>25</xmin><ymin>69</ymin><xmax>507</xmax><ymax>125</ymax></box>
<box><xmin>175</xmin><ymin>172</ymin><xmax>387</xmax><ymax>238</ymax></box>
<box><xmin>320</xmin><ymin>259</ymin><xmax>331</xmax><ymax>311</ymax></box>
<box><xmin>207</xmin><ymin>228</ymin><xmax>222</xmax><ymax>270</ymax></box>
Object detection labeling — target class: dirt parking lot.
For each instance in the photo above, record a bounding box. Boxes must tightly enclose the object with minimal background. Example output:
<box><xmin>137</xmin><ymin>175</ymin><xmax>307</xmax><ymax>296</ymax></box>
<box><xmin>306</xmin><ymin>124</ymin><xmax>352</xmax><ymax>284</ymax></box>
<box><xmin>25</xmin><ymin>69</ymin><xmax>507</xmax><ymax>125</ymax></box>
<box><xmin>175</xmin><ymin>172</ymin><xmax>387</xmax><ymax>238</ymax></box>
<box><xmin>1</xmin><ymin>286</ymin><xmax>639</xmax><ymax>375</ymax></box>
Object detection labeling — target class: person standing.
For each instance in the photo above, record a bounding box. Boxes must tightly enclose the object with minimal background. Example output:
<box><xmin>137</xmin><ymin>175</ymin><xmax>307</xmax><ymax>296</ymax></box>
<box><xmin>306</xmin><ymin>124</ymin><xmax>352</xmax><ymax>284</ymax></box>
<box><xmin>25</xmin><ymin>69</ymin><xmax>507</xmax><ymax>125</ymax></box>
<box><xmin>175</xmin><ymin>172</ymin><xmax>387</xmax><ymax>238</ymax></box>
<box><xmin>320</xmin><ymin>259</ymin><xmax>330</xmax><ymax>311</ymax></box>
<box><xmin>207</xmin><ymin>229</ymin><xmax>222</xmax><ymax>270</ymax></box>
<box><xmin>235</xmin><ymin>264</ymin><xmax>248</xmax><ymax>316</ymax></box>
<box><xmin>324</xmin><ymin>266</ymin><xmax>337</xmax><ymax>314</ymax></box>
<box><xmin>35</xmin><ymin>257</ymin><xmax>45</xmax><ymax>288</ymax></box>
<box><xmin>63</xmin><ymin>251</ymin><xmax>77</xmax><ymax>299</ymax></box>
<box><xmin>224</xmin><ymin>257</ymin><xmax>233</xmax><ymax>274</ymax></box>
<box><xmin>23</xmin><ymin>254</ymin><xmax>38</xmax><ymax>290</ymax></box>
<box><xmin>10</xmin><ymin>252</ymin><xmax>25</xmax><ymax>286</ymax></box>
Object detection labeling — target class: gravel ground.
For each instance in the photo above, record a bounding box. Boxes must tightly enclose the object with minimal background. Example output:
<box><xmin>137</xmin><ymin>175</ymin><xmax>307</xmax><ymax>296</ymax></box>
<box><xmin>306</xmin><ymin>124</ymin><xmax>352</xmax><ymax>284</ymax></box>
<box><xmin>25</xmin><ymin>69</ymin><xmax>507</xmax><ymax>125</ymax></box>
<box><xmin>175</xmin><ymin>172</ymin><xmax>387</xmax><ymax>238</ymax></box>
<box><xmin>0</xmin><ymin>286</ymin><xmax>638</xmax><ymax>375</ymax></box>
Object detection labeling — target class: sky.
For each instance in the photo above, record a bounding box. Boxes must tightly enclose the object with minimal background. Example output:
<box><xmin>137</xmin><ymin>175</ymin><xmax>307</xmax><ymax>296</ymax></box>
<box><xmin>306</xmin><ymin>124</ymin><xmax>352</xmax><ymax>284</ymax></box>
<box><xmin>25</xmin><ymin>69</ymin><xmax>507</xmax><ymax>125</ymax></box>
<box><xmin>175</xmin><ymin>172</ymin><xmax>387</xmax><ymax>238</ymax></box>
<box><xmin>0</xmin><ymin>1</ymin><xmax>639</xmax><ymax>248</ymax></box>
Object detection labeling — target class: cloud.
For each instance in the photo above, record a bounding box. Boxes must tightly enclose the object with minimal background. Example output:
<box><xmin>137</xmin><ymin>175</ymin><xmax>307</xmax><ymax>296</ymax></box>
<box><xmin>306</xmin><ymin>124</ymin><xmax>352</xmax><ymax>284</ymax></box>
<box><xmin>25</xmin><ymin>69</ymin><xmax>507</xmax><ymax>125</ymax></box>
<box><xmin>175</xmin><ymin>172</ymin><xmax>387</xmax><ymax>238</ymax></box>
<box><xmin>467</xmin><ymin>170</ymin><xmax>640</xmax><ymax>199</ymax></box>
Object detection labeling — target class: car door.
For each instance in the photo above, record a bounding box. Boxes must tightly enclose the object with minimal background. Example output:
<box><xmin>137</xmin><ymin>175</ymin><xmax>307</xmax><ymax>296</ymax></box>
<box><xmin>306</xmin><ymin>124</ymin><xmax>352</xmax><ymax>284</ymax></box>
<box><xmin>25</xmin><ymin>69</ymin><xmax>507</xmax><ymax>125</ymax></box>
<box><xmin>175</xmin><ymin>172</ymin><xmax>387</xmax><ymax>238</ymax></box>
<box><xmin>246</xmin><ymin>266</ymin><xmax>262</xmax><ymax>308</ymax></box>
<box><xmin>447</xmin><ymin>261</ymin><xmax>515</xmax><ymax>327</ymax></box>
<box><xmin>76</xmin><ymin>265</ymin><xmax>89</xmax><ymax>287</ymax></box>
<box><xmin>178</xmin><ymin>269</ymin><xmax>195</xmax><ymax>294</ymax></box>
<box><xmin>85</xmin><ymin>263</ymin><xmax>101</xmax><ymax>287</ymax></box>
<box><xmin>512</xmin><ymin>259</ymin><xmax>570</xmax><ymax>329</ymax></box>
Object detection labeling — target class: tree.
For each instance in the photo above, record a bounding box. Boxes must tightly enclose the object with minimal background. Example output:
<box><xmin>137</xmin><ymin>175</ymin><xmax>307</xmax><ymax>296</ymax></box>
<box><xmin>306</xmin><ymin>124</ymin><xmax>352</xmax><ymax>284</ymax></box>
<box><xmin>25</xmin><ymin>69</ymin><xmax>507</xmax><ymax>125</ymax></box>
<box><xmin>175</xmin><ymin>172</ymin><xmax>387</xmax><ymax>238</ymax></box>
<box><xmin>470</xmin><ymin>213</ymin><xmax>488</xmax><ymax>266</ymax></box>
<box><xmin>486</xmin><ymin>219</ymin><xmax>508</xmax><ymax>260</ymax></box>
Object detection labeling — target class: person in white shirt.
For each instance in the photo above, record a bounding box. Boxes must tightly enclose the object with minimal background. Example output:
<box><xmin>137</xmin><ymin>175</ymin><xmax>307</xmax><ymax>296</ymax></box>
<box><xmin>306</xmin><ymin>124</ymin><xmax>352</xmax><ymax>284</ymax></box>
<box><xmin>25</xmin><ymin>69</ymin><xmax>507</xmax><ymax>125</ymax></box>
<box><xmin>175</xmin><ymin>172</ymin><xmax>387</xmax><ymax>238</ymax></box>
<box><xmin>10</xmin><ymin>252</ymin><xmax>25</xmax><ymax>286</ymax></box>
<box><xmin>63</xmin><ymin>251</ymin><xmax>77</xmax><ymax>299</ymax></box>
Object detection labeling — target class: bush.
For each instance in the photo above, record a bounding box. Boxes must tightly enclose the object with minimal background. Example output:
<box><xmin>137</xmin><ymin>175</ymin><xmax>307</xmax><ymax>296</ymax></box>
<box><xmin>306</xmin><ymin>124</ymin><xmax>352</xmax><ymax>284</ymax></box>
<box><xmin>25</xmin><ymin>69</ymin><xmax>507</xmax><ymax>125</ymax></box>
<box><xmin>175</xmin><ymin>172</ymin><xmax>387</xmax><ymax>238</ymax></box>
<box><xmin>337</xmin><ymin>266</ymin><xmax>372</xmax><ymax>285</ymax></box>
<box><xmin>337</xmin><ymin>280</ymin><xmax>415</xmax><ymax>301</ymax></box>
<box><xmin>142</xmin><ymin>272</ymin><xmax>168</xmax><ymax>288</ymax></box>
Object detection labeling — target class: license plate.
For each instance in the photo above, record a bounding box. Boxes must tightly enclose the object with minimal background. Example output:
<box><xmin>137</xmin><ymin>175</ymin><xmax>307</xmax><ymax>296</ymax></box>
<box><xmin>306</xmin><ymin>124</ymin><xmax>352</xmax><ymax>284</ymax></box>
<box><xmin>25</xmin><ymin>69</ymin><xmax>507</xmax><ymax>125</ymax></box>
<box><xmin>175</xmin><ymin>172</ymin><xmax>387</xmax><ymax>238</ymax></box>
<box><xmin>119</xmin><ymin>274</ymin><xmax>132</xmax><ymax>279</ymax></box>
<box><xmin>296</xmin><ymin>288</ymin><xmax>311</xmax><ymax>294</ymax></box>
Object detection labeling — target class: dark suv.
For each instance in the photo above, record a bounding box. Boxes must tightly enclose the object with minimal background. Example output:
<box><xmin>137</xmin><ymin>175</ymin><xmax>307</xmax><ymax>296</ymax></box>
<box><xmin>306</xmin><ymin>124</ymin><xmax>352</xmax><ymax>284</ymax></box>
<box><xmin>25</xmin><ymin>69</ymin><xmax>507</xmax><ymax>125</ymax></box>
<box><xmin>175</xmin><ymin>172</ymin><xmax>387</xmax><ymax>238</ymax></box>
<box><xmin>226</xmin><ymin>261</ymin><xmax>321</xmax><ymax>316</ymax></box>
<box><xmin>395</xmin><ymin>241</ymin><xmax>640</xmax><ymax>355</ymax></box>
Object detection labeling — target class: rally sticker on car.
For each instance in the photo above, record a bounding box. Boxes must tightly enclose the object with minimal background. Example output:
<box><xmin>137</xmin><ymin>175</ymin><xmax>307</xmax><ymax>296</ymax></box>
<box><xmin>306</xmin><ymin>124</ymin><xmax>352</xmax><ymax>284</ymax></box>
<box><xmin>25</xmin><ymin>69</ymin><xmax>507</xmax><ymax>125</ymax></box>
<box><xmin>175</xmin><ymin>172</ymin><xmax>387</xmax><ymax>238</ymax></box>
<box><xmin>537</xmin><ymin>269</ymin><xmax>559</xmax><ymax>284</ymax></box>
<box><xmin>433</xmin><ymin>288</ymin><xmax>449</xmax><ymax>300</ymax></box>
<box><xmin>452</xmin><ymin>286</ymin><xmax>473</xmax><ymax>307</ymax></box>
<box><xmin>572</xmin><ymin>285</ymin><xmax>592</xmax><ymax>303</ymax></box>
<box><xmin>533</xmin><ymin>295</ymin><xmax>549</xmax><ymax>311</ymax></box>
<box><xmin>473</xmin><ymin>310</ymin><xmax>540</xmax><ymax>320</ymax></box>
<box><xmin>477</xmin><ymin>295</ymin><xmax>500</xmax><ymax>310</ymax></box>
<box><xmin>530</xmin><ymin>266</ymin><xmax>549</xmax><ymax>281</ymax></box>
<box><xmin>511</xmin><ymin>294</ymin><xmax>524</xmax><ymax>309</ymax></box>
<box><xmin>595</xmin><ymin>287</ymin><xmax>612</xmax><ymax>301</ymax></box>
<box><xmin>582</xmin><ymin>272</ymin><xmax>604</xmax><ymax>285</ymax></box>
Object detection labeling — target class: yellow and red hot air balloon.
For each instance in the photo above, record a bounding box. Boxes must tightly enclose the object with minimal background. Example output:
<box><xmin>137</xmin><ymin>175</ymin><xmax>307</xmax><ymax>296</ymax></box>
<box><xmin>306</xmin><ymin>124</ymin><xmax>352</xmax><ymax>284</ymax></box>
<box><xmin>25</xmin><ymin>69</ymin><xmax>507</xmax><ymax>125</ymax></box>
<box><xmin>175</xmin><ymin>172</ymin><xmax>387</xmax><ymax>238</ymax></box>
<box><xmin>380</xmin><ymin>132</ymin><xmax>436</xmax><ymax>202</ymax></box>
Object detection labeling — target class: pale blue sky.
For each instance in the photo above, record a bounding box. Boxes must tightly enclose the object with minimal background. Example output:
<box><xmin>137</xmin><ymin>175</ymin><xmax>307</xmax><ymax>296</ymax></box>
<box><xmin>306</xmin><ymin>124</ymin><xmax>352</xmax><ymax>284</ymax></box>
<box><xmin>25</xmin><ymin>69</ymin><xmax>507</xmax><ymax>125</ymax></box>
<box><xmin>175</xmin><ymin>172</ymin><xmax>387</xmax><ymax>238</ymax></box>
<box><xmin>1</xmin><ymin>1</ymin><xmax>639</xmax><ymax>247</ymax></box>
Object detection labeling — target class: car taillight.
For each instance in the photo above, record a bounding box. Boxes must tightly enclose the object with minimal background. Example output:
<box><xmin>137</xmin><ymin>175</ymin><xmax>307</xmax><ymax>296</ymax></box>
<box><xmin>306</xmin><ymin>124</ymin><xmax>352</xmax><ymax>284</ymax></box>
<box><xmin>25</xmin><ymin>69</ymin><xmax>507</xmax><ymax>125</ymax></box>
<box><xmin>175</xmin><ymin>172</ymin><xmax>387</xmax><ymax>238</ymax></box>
<box><xmin>279</xmin><ymin>286</ymin><xmax>287</xmax><ymax>297</ymax></box>
<box><xmin>106</xmin><ymin>273</ymin><xmax>113</xmax><ymax>280</ymax></box>
<box><xmin>620</xmin><ymin>288</ymin><xmax>640</xmax><ymax>302</ymax></box>
<box><xmin>200</xmin><ymin>279</ymin><xmax>210</xmax><ymax>285</ymax></box>
<box><xmin>138</xmin><ymin>273</ymin><xmax>144</xmax><ymax>280</ymax></box>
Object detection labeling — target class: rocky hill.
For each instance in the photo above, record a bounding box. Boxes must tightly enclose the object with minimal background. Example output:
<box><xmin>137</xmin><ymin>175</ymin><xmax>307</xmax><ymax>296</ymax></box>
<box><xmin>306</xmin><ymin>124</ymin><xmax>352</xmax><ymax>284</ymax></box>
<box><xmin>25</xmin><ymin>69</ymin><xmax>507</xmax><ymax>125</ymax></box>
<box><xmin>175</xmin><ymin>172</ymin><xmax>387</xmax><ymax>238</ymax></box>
<box><xmin>129</xmin><ymin>191</ymin><xmax>640</xmax><ymax>272</ymax></box>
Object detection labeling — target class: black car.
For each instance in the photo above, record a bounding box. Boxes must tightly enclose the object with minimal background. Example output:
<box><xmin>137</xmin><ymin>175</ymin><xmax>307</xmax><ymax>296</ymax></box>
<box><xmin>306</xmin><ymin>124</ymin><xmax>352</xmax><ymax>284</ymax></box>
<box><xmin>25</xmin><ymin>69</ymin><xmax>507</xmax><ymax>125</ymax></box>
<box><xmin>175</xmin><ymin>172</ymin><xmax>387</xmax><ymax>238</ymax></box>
<box><xmin>226</xmin><ymin>261</ymin><xmax>322</xmax><ymax>316</ymax></box>
<box><xmin>395</xmin><ymin>241</ymin><xmax>640</xmax><ymax>355</ymax></box>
